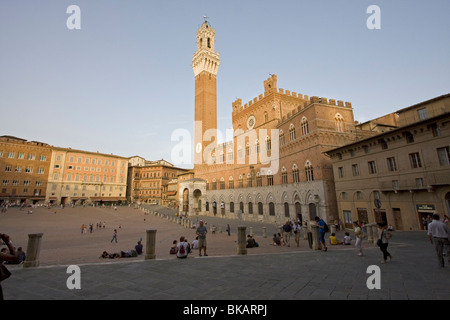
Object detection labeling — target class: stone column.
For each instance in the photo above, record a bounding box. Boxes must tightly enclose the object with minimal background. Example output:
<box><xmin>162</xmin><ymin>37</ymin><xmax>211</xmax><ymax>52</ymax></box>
<box><xmin>145</xmin><ymin>229</ymin><xmax>157</xmax><ymax>260</ymax></box>
<box><xmin>23</xmin><ymin>233</ymin><xmax>43</xmax><ymax>268</ymax></box>
<box><xmin>310</xmin><ymin>225</ymin><xmax>320</xmax><ymax>250</ymax></box>
<box><xmin>262</xmin><ymin>227</ymin><xmax>267</xmax><ymax>238</ymax></box>
<box><xmin>237</xmin><ymin>226</ymin><xmax>247</xmax><ymax>255</ymax></box>
<box><xmin>365</xmin><ymin>223</ymin><xmax>375</xmax><ymax>244</ymax></box>
<box><xmin>371</xmin><ymin>224</ymin><xmax>380</xmax><ymax>245</ymax></box>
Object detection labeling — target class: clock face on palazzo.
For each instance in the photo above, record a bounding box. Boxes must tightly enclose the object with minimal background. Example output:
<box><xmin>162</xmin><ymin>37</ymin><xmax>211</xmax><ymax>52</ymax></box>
<box><xmin>247</xmin><ymin>115</ymin><xmax>256</xmax><ymax>130</ymax></box>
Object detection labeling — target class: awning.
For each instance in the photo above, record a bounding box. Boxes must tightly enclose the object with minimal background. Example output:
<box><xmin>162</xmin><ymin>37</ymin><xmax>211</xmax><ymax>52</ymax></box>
<box><xmin>166</xmin><ymin>191</ymin><xmax>177</xmax><ymax>196</ymax></box>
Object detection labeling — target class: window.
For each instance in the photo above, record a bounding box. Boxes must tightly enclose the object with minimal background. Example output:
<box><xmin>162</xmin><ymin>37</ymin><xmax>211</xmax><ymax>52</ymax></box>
<box><xmin>4</xmin><ymin>166</ymin><xmax>12</xmax><ymax>172</ymax></box>
<box><xmin>23</xmin><ymin>180</ymin><xmax>31</xmax><ymax>186</ymax></box>
<box><xmin>230</xmin><ymin>202</ymin><xmax>235</xmax><ymax>213</ymax></box>
<box><xmin>220</xmin><ymin>180</ymin><xmax>225</xmax><ymax>190</ymax></box>
<box><xmin>387</xmin><ymin>157</ymin><xmax>397</xmax><ymax>172</ymax></box>
<box><xmin>25</xmin><ymin>166</ymin><xmax>33</xmax><ymax>173</ymax></box>
<box><xmin>305</xmin><ymin>161</ymin><xmax>314</xmax><ymax>181</ymax></box>
<box><xmin>437</xmin><ymin>147</ymin><xmax>450</xmax><ymax>166</ymax></box>
<box><xmin>258</xmin><ymin>202</ymin><xmax>263</xmax><ymax>215</ymax></box>
<box><xmin>280</xmin><ymin>132</ymin><xmax>285</xmax><ymax>146</ymax></box>
<box><xmin>292</xmin><ymin>165</ymin><xmax>299</xmax><ymax>183</ymax></box>
<box><xmin>28</xmin><ymin>154</ymin><xmax>36</xmax><ymax>160</ymax></box>
<box><xmin>248</xmin><ymin>202</ymin><xmax>253</xmax><ymax>214</ymax></box>
<box><xmin>418</xmin><ymin>108</ymin><xmax>428</xmax><ymax>120</ymax></box>
<box><xmin>356</xmin><ymin>191</ymin><xmax>363</xmax><ymax>200</ymax></box>
<box><xmin>289</xmin><ymin>124</ymin><xmax>296</xmax><ymax>141</ymax></box>
<box><xmin>343</xmin><ymin>210</ymin><xmax>352</xmax><ymax>225</ymax></box>
<box><xmin>15</xmin><ymin>167</ymin><xmax>22</xmax><ymax>172</ymax></box>
<box><xmin>269</xmin><ymin>202</ymin><xmax>275</xmax><ymax>216</ymax></box>
<box><xmin>17</xmin><ymin>153</ymin><xmax>24</xmax><ymax>159</ymax></box>
<box><xmin>256</xmin><ymin>175</ymin><xmax>262</xmax><ymax>187</ymax></box>
<box><xmin>341</xmin><ymin>192</ymin><xmax>348</xmax><ymax>200</ymax></box>
<box><xmin>301</xmin><ymin>117</ymin><xmax>309</xmax><ymax>135</ymax></box>
<box><xmin>7</xmin><ymin>152</ymin><xmax>14</xmax><ymax>158</ymax></box>
<box><xmin>267</xmin><ymin>175</ymin><xmax>273</xmax><ymax>186</ymax></box>
<box><xmin>431</xmin><ymin>123</ymin><xmax>441</xmax><ymax>137</ymax></box>
<box><xmin>338</xmin><ymin>167</ymin><xmax>344</xmax><ymax>178</ymax></box>
<box><xmin>247</xmin><ymin>174</ymin><xmax>253</xmax><ymax>188</ymax></box>
<box><xmin>2</xmin><ymin>180</ymin><xmax>9</xmax><ymax>186</ymax></box>
<box><xmin>266</xmin><ymin>137</ymin><xmax>271</xmax><ymax>151</ymax></box>
<box><xmin>368</xmin><ymin>161</ymin><xmax>377</xmax><ymax>174</ymax></box>
<box><xmin>281</xmin><ymin>168</ymin><xmax>288</xmax><ymax>184</ymax></box>
<box><xmin>264</xmin><ymin>112</ymin><xmax>268</xmax><ymax>122</ymax></box>
<box><xmin>335</xmin><ymin>114</ymin><xmax>344</xmax><ymax>132</ymax></box>
<box><xmin>229</xmin><ymin>180</ymin><xmax>234</xmax><ymax>189</ymax></box>
<box><xmin>405</xmin><ymin>131</ymin><xmax>414</xmax><ymax>144</ymax></box>
<box><xmin>379</xmin><ymin>139</ymin><xmax>388</xmax><ymax>150</ymax></box>
<box><xmin>409</xmin><ymin>152</ymin><xmax>422</xmax><ymax>168</ymax></box>
<box><xmin>37</xmin><ymin>168</ymin><xmax>45</xmax><ymax>174</ymax></box>
<box><xmin>352</xmin><ymin>164</ymin><xmax>359</xmax><ymax>176</ymax></box>
<box><xmin>284</xmin><ymin>202</ymin><xmax>290</xmax><ymax>218</ymax></box>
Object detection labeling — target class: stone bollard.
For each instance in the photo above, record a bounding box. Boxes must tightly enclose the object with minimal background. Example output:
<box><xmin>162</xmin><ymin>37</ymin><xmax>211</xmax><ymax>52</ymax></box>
<box><xmin>330</xmin><ymin>224</ymin><xmax>337</xmax><ymax>235</ymax></box>
<box><xmin>262</xmin><ymin>227</ymin><xmax>267</xmax><ymax>238</ymax></box>
<box><xmin>365</xmin><ymin>223</ymin><xmax>374</xmax><ymax>244</ymax></box>
<box><xmin>249</xmin><ymin>227</ymin><xmax>254</xmax><ymax>237</ymax></box>
<box><xmin>310</xmin><ymin>225</ymin><xmax>320</xmax><ymax>250</ymax></box>
<box><xmin>23</xmin><ymin>233</ymin><xmax>44</xmax><ymax>268</ymax></box>
<box><xmin>237</xmin><ymin>226</ymin><xmax>247</xmax><ymax>255</ymax></box>
<box><xmin>302</xmin><ymin>226</ymin><xmax>309</xmax><ymax>240</ymax></box>
<box><xmin>145</xmin><ymin>229</ymin><xmax>157</xmax><ymax>260</ymax></box>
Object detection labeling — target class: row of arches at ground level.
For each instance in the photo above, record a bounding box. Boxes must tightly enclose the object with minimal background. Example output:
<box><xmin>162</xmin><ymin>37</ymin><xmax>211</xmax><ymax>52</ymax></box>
<box><xmin>203</xmin><ymin>200</ymin><xmax>318</xmax><ymax>223</ymax></box>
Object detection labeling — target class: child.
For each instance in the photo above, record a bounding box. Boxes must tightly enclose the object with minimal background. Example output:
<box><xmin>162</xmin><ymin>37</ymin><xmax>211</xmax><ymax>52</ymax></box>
<box><xmin>329</xmin><ymin>233</ymin><xmax>343</xmax><ymax>245</ymax></box>
<box><xmin>343</xmin><ymin>232</ymin><xmax>352</xmax><ymax>245</ymax></box>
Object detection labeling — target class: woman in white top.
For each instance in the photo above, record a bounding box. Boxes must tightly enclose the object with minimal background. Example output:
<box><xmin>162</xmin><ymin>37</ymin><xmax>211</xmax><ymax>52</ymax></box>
<box><xmin>176</xmin><ymin>236</ymin><xmax>189</xmax><ymax>259</ymax></box>
<box><xmin>353</xmin><ymin>221</ymin><xmax>364</xmax><ymax>256</ymax></box>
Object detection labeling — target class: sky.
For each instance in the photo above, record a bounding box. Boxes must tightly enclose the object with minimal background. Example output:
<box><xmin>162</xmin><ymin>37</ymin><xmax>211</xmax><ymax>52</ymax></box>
<box><xmin>1</xmin><ymin>0</ymin><xmax>449</xmax><ymax>168</ymax></box>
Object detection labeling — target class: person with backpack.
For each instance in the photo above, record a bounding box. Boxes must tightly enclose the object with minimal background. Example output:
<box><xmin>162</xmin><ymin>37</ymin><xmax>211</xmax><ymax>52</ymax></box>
<box><xmin>315</xmin><ymin>216</ymin><xmax>328</xmax><ymax>252</ymax></box>
<box><xmin>176</xmin><ymin>236</ymin><xmax>189</xmax><ymax>259</ymax></box>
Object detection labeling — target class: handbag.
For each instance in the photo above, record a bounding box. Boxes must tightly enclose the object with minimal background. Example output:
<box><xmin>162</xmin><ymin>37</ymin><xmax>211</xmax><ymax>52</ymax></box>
<box><xmin>376</xmin><ymin>230</ymin><xmax>384</xmax><ymax>246</ymax></box>
<box><xmin>0</xmin><ymin>263</ymin><xmax>11</xmax><ymax>282</ymax></box>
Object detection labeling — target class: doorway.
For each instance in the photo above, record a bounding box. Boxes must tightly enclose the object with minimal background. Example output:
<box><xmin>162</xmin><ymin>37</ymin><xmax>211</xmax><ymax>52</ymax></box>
<box><xmin>392</xmin><ymin>208</ymin><xmax>403</xmax><ymax>230</ymax></box>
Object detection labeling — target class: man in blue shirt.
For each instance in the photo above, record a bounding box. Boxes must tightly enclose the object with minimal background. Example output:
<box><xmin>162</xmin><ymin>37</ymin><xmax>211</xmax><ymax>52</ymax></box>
<box><xmin>315</xmin><ymin>216</ymin><xmax>328</xmax><ymax>252</ymax></box>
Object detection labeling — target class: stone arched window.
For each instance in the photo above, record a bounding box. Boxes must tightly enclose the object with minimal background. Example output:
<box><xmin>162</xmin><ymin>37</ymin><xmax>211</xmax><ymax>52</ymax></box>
<box><xmin>281</xmin><ymin>166</ymin><xmax>288</xmax><ymax>184</ymax></box>
<box><xmin>289</xmin><ymin>124</ymin><xmax>296</xmax><ymax>141</ymax></box>
<box><xmin>228</xmin><ymin>176</ymin><xmax>234</xmax><ymax>189</ymax></box>
<box><xmin>305</xmin><ymin>160</ymin><xmax>314</xmax><ymax>182</ymax></box>
<box><xmin>335</xmin><ymin>113</ymin><xmax>344</xmax><ymax>132</ymax></box>
<box><xmin>301</xmin><ymin>117</ymin><xmax>309</xmax><ymax>135</ymax></box>
<box><xmin>292</xmin><ymin>163</ymin><xmax>299</xmax><ymax>183</ymax></box>
<box><xmin>279</xmin><ymin>130</ymin><xmax>285</xmax><ymax>146</ymax></box>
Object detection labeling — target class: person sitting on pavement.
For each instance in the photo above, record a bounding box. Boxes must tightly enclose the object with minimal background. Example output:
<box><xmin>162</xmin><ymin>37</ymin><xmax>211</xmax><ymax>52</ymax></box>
<box><xmin>246</xmin><ymin>235</ymin><xmax>256</xmax><ymax>248</ymax></box>
<box><xmin>273</xmin><ymin>233</ymin><xmax>281</xmax><ymax>246</ymax></box>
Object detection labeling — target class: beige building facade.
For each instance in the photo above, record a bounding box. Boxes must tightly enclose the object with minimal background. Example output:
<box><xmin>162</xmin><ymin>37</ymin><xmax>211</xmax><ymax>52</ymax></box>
<box><xmin>46</xmin><ymin>147</ymin><xmax>129</xmax><ymax>205</ymax></box>
<box><xmin>326</xmin><ymin>94</ymin><xmax>450</xmax><ymax>230</ymax></box>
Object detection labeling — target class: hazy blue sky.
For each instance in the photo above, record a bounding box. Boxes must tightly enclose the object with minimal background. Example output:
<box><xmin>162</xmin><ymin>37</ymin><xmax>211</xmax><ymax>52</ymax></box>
<box><xmin>1</xmin><ymin>0</ymin><xmax>449</xmax><ymax>168</ymax></box>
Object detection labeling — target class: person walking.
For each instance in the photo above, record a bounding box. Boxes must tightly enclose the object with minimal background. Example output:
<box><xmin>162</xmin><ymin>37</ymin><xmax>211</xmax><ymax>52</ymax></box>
<box><xmin>315</xmin><ymin>216</ymin><xmax>327</xmax><ymax>252</ymax></box>
<box><xmin>111</xmin><ymin>229</ymin><xmax>118</xmax><ymax>243</ymax></box>
<box><xmin>353</xmin><ymin>221</ymin><xmax>364</xmax><ymax>256</ymax></box>
<box><xmin>196</xmin><ymin>220</ymin><xmax>208</xmax><ymax>256</ymax></box>
<box><xmin>427</xmin><ymin>214</ymin><xmax>450</xmax><ymax>268</ymax></box>
<box><xmin>0</xmin><ymin>233</ymin><xmax>19</xmax><ymax>300</ymax></box>
<box><xmin>377</xmin><ymin>223</ymin><xmax>392</xmax><ymax>264</ymax></box>
<box><xmin>293</xmin><ymin>221</ymin><xmax>301</xmax><ymax>247</ymax></box>
<box><xmin>282</xmin><ymin>221</ymin><xmax>292</xmax><ymax>247</ymax></box>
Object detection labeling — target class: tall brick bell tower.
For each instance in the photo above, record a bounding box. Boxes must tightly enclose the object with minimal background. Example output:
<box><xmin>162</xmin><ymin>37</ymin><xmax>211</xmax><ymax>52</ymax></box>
<box><xmin>192</xmin><ymin>19</ymin><xmax>220</xmax><ymax>169</ymax></box>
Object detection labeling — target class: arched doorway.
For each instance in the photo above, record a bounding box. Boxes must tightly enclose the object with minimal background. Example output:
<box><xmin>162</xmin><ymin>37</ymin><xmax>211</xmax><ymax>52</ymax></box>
<box><xmin>193</xmin><ymin>189</ymin><xmax>202</xmax><ymax>214</ymax></box>
<box><xmin>183</xmin><ymin>188</ymin><xmax>189</xmax><ymax>213</ymax></box>
<box><xmin>295</xmin><ymin>202</ymin><xmax>302</xmax><ymax>224</ymax></box>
